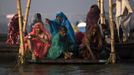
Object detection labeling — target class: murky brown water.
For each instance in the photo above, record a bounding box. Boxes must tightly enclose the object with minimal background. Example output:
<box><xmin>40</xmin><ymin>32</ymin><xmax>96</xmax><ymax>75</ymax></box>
<box><xmin>1</xmin><ymin>62</ymin><xmax>134</xmax><ymax>75</ymax></box>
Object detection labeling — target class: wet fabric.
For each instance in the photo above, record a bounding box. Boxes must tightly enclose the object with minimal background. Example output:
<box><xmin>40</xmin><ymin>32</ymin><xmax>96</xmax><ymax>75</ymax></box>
<box><xmin>79</xmin><ymin>25</ymin><xmax>102</xmax><ymax>59</ymax></box>
<box><xmin>25</xmin><ymin>22</ymin><xmax>51</xmax><ymax>59</ymax></box>
<box><xmin>46</xmin><ymin>33</ymin><xmax>71</xmax><ymax>59</ymax></box>
<box><xmin>6</xmin><ymin>14</ymin><xmax>19</xmax><ymax>45</ymax></box>
<box><xmin>75</xmin><ymin>32</ymin><xmax>84</xmax><ymax>46</ymax></box>
<box><xmin>86</xmin><ymin>5</ymin><xmax>100</xmax><ymax>31</ymax></box>
<box><xmin>78</xmin><ymin>5</ymin><xmax>102</xmax><ymax>59</ymax></box>
<box><xmin>48</xmin><ymin>12</ymin><xmax>77</xmax><ymax>53</ymax></box>
<box><xmin>56</xmin><ymin>12</ymin><xmax>76</xmax><ymax>46</ymax></box>
<box><xmin>48</xmin><ymin>20</ymin><xmax>61</xmax><ymax>36</ymax></box>
<box><xmin>115</xmin><ymin>0</ymin><xmax>133</xmax><ymax>42</ymax></box>
<box><xmin>85</xmin><ymin>5</ymin><xmax>101</xmax><ymax>50</ymax></box>
<box><xmin>44</xmin><ymin>18</ymin><xmax>51</xmax><ymax>36</ymax></box>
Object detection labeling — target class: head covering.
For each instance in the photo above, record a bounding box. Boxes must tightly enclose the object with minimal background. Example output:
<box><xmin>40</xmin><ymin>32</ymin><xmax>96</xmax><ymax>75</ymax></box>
<box><xmin>86</xmin><ymin>4</ymin><xmax>100</xmax><ymax>30</ymax></box>
<box><xmin>29</xmin><ymin>13</ymin><xmax>44</xmax><ymax>33</ymax></box>
<box><xmin>33</xmin><ymin>13</ymin><xmax>42</xmax><ymax>22</ymax></box>
<box><xmin>56</xmin><ymin>12</ymin><xmax>76</xmax><ymax>44</ymax></box>
<box><xmin>56</xmin><ymin>11</ymin><xmax>67</xmax><ymax>21</ymax></box>
<box><xmin>26</xmin><ymin>22</ymin><xmax>51</xmax><ymax>59</ymax></box>
<box><xmin>30</xmin><ymin>22</ymin><xmax>51</xmax><ymax>41</ymax></box>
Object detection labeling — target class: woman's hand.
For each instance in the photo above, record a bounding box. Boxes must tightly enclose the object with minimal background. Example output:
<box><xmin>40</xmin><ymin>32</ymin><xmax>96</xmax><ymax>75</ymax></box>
<box><xmin>29</xmin><ymin>34</ymin><xmax>37</xmax><ymax>38</ymax></box>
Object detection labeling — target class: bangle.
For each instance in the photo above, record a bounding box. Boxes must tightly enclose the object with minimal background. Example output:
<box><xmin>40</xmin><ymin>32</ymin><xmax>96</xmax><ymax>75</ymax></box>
<box><xmin>28</xmin><ymin>35</ymin><xmax>31</xmax><ymax>39</ymax></box>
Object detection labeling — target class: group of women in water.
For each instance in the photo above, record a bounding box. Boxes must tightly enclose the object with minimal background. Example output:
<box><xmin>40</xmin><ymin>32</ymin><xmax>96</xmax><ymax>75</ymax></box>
<box><xmin>6</xmin><ymin>4</ymin><xmax>108</xmax><ymax>61</ymax></box>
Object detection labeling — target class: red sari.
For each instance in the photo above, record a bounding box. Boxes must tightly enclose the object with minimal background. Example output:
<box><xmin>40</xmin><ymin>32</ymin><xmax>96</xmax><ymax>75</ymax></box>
<box><xmin>25</xmin><ymin>22</ymin><xmax>51</xmax><ymax>59</ymax></box>
<box><xmin>86</xmin><ymin>5</ymin><xmax>100</xmax><ymax>31</ymax></box>
<box><xmin>6</xmin><ymin>14</ymin><xmax>19</xmax><ymax>45</ymax></box>
<box><xmin>78</xmin><ymin>5</ymin><xmax>102</xmax><ymax>59</ymax></box>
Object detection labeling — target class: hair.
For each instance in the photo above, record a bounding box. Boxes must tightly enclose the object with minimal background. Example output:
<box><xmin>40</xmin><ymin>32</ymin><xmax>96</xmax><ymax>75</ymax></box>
<box><xmin>91</xmin><ymin>4</ymin><xmax>98</xmax><ymax>8</ymax></box>
<box><xmin>36</xmin><ymin>13</ymin><xmax>42</xmax><ymax>20</ymax></box>
<box><xmin>45</xmin><ymin>18</ymin><xmax>50</xmax><ymax>23</ymax></box>
<box><xmin>90</xmin><ymin>4</ymin><xmax>100</xmax><ymax>14</ymax></box>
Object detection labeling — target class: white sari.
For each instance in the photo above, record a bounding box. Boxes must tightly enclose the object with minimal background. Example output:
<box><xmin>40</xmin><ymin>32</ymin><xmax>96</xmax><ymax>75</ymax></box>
<box><xmin>115</xmin><ymin>0</ymin><xmax>133</xmax><ymax>42</ymax></box>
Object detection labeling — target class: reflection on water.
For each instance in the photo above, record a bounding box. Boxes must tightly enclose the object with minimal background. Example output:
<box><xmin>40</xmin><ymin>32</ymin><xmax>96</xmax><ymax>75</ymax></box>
<box><xmin>0</xmin><ymin>62</ymin><xmax>134</xmax><ymax>75</ymax></box>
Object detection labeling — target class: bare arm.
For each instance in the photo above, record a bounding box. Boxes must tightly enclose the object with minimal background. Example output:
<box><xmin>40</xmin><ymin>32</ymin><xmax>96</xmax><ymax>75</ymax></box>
<box><xmin>28</xmin><ymin>33</ymin><xmax>49</xmax><ymax>44</ymax></box>
<box><xmin>36</xmin><ymin>34</ymin><xmax>49</xmax><ymax>44</ymax></box>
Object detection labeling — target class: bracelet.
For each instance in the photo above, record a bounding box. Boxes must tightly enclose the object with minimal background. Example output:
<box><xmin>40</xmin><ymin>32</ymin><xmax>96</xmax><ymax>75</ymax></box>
<box><xmin>28</xmin><ymin>35</ymin><xmax>31</xmax><ymax>39</ymax></box>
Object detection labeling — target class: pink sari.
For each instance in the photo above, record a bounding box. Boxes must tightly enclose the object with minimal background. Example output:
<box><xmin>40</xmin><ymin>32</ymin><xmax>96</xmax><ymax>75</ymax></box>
<box><xmin>25</xmin><ymin>22</ymin><xmax>51</xmax><ymax>59</ymax></box>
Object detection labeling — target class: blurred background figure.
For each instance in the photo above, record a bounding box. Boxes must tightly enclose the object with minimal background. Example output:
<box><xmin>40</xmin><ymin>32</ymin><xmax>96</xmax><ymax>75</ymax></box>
<box><xmin>115</xmin><ymin>0</ymin><xmax>133</xmax><ymax>43</ymax></box>
<box><xmin>6</xmin><ymin>13</ymin><xmax>19</xmax><ymax>45</ymax></box>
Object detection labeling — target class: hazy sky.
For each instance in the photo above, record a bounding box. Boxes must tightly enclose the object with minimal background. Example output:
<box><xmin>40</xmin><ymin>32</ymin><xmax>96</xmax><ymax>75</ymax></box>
<box><xmin>0</xmin><ymin>0</ymin><xmax>97</xmax><ymax>33</ymax></box>
<box><xmin>0</xmin><ymin>0</ymin><xmax>134</xmax><ymax>33</ymax></box>
<box><xmin>0</xmin><ymin>0</ymin><xmax>96</xmax><ymax>21</ymax></box>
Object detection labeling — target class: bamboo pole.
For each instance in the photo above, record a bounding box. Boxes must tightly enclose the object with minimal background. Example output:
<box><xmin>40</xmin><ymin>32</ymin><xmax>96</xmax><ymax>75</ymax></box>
<box><xmin>16</xmin><ymin>0</ymin><xmax>25</xmax><ymax>64</ymax></box>
<box><xmin>97</xmin><ymin>0</ymin><xmax>101</xmax><ymax>9</ymax></box>
<box><xmin>107</xmin><ymin>0</ymin><xmax>116</xmax><ymax>64</ymax></box>
<box><xmin>100</xmin><ymin>0</ymin><xmax>105</xmax><ymax>25</ymax></box>
<box><xmin>23</xmin><ymin>0</ymin><xmax>31</xmax><ymax>33</ymax></box>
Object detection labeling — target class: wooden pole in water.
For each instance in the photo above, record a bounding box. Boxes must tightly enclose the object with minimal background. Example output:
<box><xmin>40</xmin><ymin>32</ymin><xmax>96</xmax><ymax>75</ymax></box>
<box><xmin>97</xmin><ymin>0</ymin><xmax>101</xmax><ymax>9</ymax></box>
<box><xmin>100</xmin><ymin>0</ymin><xmax>105</xmax><ymax>25</ymax></box>
<box><xmin>16</xmin><ymin>0</ymin><xmax>25</xmax><ymax>64</ymax></box>
<box><xmin>23</xmin><ymin>0</ymin><xmax>31</xmax><ymax>33</ymax></box>
<box><xmin>107</xmin><ymin>0</ymin><xmax>116</xmax><ymax>64</ymax></box>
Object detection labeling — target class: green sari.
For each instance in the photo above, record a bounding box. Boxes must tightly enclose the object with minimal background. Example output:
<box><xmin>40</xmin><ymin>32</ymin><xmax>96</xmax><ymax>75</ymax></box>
<box><xmin>47</xmin><ymin>33</ymin><xmax>67</xmax><ymax>59</ymax></box>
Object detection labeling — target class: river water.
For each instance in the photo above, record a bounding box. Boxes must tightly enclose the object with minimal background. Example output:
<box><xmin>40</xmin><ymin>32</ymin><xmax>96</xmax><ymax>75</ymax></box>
<box><xmin>0</xmin><ymin>61</ymin><xmax>134</xmax><ymax>75</ymax></box>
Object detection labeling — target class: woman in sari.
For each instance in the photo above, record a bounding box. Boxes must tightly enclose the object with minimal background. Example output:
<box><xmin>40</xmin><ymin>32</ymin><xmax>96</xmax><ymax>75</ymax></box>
<box><xmin>6</xmin><ymin>13</ymin><xmax>19</xmax><ymax>45</ymax></box>
<box><xmin>78</xmin><ymin>4</ymin><xmax>102</xmax><ymax>60</ymax></box>
<box><xmin>56</xmin><ymin>12</ymin><xmax>76</xmax><ymax>47</ymax></box>
<box><xmin>47</xmin><ymin>26</ymin><xmax>73</xmax><ymax>59</ymax></box>
<box><xmin>47</xmin><ymin>12</ymin><xmax>76</xmax><ymax>42</ymax></box>
<box><xmin>44</xmin><ymin>14</ymin><xmax>62</xmax><ymax>36</ymax></box>
<box><xmin>86</xmin><ymin>4</ymin><xmax>100</xmax><ymax>31</ymax></box>
<box><xmin>46</xmin><ymin>12</ymin><xmax>77</xmax><ymax>55</ymax></box>
<box><xmin>24</xmin><ymin>22</ymin><xmax>51</xmax><ymax>60</ymax></box>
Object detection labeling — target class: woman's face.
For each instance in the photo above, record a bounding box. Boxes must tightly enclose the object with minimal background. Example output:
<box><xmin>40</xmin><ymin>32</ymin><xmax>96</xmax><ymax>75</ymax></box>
<box><xmin>35</xmin><ymin>25</ymin><xmax>41</xmax><ymax>34</ymax></box>
<box><xmin>59</xmin><ymin>28</ymin><xmax>66</xmax><ymax>36</ymax></box>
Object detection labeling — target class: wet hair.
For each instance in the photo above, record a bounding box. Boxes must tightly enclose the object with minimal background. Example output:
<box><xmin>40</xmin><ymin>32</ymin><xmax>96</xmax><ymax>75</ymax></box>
<box><xmin>45</xmin><ymin>18</ymin><xmax>49</xmax><ymax>21</ymax></box>
<box><xmin>45</xmin><ymin>18</ymin><xmax>50</xmax><ymax>23</ymax></box>
<box><xmin>91</xmin><ymin>4</ymin><xmax>98</xmax><ymax>8</ymax></box>
<box><xmin>59</xmin><ymin>26</ymin><xmax>67</xmax><ymax>33</ymax></box>
<box><xmin>90</xmin><ymin>4</ymin><xmax>100</xmax><ymax>14</ymax></box>
<box><xmin>36</xmin><ymin>13</ymin><xmax>42</xmax><ymax>20</ymax></box>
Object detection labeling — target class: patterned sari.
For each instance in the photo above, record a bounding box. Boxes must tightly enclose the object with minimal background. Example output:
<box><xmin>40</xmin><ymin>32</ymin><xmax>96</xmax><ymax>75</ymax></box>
<box><xmin>6</xmin><ymin>14</ymin><xmax>19</xmax><ymax>45</ymax></box>
<box><xmin>78</xmin><ymin>5</ymin><xmax>102</xmax><ymax>59</ymax></box>
<box><xmin>25</xmin><ymin>22</ymin><xmax>51</xmax><ymax>60</ymax></box>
